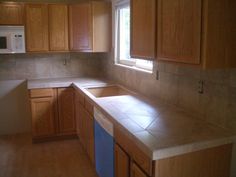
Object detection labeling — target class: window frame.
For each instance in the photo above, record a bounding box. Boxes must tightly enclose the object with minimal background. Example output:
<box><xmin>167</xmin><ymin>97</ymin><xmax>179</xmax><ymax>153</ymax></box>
<box><xmin>114</xmin><ymin>0</ymin><xmax>153</xmax><ymax>72</ymax></box>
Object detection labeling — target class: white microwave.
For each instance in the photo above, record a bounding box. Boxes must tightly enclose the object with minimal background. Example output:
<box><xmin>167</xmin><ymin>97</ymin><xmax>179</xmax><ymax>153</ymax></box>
<box><xmin>0</xmin><ymin>26</ymin><xmax>26</xmax><ymax>54</ymax></box>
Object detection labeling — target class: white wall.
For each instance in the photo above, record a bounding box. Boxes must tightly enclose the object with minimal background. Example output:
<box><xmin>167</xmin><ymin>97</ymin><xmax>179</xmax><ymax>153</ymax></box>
<box><xmin>0</xmin><ymin>80</ymin><xmax>31</xmax><ymax>135</ymax></box>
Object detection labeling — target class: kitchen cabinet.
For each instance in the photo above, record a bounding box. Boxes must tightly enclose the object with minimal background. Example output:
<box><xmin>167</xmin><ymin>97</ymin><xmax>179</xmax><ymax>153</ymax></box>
<box><xmin>115</xmin><ymin>125</ymin><xmax>232</xmax><ymax>177</ymax></box>
<box><xmin>30</xmin><ymin>88</ymin><xmax>56</xmax><ymax>138</ymax></box>
<box><xmin>157</xmin><ymin>0</ymin><xmax>201</xmax><ymax>64</ymax></box>
<box><xmin>156</xmin><ymin>0</ymin><xmax>236</xmax><ymax>68</ymax></box>
<box><xmin>0</xmin><ymin>3</ymin><xmax>24</xmax><ymax>25</ymax></box>
<box><xmin>75</xmin><ymin>90</ymin><xmax>95</xmax><ymax>164</ymax></box>
<box><xmin>31</xmin><ymin>97</ymin><xmax>56</xmax><ymax>138</ymax></box>
<box><xmin>26</xmin><ymin>4</ymin><xmax>49</xmax><ymax>52</ymax></box>
<box><xmin>69</xmin><ymin>1</ymin><xmax>111</xmax><ymax>52</ymax></box>
<box><xmin>115</xmin><ymin>144</ymin><xmax>130</xmax><ymax>177</ymax></box>
<box><xmin>130</xmin><ymin>0</ymin><xmax>156</xmax><ymax>59</ymax></box>
<box><xmin>29</xmin><ymin>87</ymin><xmax>76</xmax><ymax>141</ymax></box>
<box><xmin>58</xmin><ymin>88</ymin><xmax>76</xmax><ymax>135</ymax></box>
<box><xmin>115</xmin><ymin>127</ymin><xmax>152</xmax><ymax>176</ymax></box>
<box><xmin>49</xmin><ymin>4</ymin><xmax>69</xmax><ymax>51</ymax></box>
<box><xmin>131</xmin><ymin>162</ymin><xmax>148</xmax><ymax>177</ymax></box>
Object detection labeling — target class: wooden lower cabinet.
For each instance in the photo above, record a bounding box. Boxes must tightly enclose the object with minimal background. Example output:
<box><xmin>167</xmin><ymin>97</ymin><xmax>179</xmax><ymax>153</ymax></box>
<box><xmin>115</xmin><ymin>144</ymin><xmax>130</xmax><ymax>177</ymax></box>
<box><xmin>58</xmin><ymin>88</ymin><xmax>76</xmax><ymax>134</ymax></box>
<box><xmin>131</xmin><ymin>163</ymin><xmax>148</xmax><ymax>177</ymax></box>
<box><xmin>29</xmin><ymin>87</ymin><xmax>76</xmax><ymax>141</ymax></box>
<box><xmin>30</xmin><ymin>97</ymin><xmax>56</xmax><ymax>138</ymax></box>
<box><xmin>115</xmin><ymin>130</ymin><xmax>232</xmax><ymax>177</ymax></box>
<box><xmin>75</xmin><ymin>91</ymin><xmax>95</xmax><ymax>164</ymax></box>
<box><xmin>84</xmin><ymin>109</ymin><xmax>95</xmax><ymax>164</ymax></box>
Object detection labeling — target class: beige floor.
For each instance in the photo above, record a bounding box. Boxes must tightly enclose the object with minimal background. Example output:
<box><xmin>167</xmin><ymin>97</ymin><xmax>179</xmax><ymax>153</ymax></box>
<box><xmin>0</xmin><ymin>134</ymin><xmax>98</xmax><ymax>177</ymax></box>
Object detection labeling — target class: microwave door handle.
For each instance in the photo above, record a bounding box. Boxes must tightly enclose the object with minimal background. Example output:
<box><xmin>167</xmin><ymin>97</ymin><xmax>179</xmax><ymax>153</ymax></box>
<box><xmin>7</xmin><ymin>34</ymin><xmax>13</xmax><ymax>52</ymax></box>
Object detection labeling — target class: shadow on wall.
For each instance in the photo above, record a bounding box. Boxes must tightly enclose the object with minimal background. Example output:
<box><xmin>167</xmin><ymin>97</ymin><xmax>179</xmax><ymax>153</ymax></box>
<box><xmin>0</xmin><ymin>80</ymin><xmax>31</xmax><ymax>135</ymax></box>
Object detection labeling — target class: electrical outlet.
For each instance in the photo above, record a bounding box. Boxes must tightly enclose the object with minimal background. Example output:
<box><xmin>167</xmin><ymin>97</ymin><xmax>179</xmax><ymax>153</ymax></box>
<box><xmin>156</xmin><ymin>70</ymin><xmax>159</xmax><ymax>80</ymax></box>
<box><xmin>198</xmin><ymin>80</ymin><xmax>204</xmax><ymax>94</ymax></box>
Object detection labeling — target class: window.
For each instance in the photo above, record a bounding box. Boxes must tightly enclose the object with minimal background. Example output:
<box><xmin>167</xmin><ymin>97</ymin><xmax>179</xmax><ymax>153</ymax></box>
<box><xmin>114</xmin><ymin>1</ymin><xmax>153</xmax><ymax>72</ymax></box>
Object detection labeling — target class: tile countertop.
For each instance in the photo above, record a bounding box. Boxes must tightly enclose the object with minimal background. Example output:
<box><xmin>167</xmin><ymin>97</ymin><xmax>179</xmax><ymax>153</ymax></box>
<box><xmin>28</xmin><ymin>77</ymin><xmax>235</xmax><ymax>160</ymax></box>
<box><xmin>27</xmin><ymin>77</ymin><xmax>112</xmax><ymax>89</ymax></box>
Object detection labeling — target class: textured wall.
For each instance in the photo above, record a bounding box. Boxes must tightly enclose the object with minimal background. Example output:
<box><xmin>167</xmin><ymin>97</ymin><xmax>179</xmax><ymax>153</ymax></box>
<box><xmin>0</xmin><ymin>53</ymin><xmax>106</xmax><ymax>80</ymax></box>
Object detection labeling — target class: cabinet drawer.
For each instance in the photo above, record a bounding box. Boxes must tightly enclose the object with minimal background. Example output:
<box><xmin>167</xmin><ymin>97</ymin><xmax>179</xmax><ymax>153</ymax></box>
<box><xmin>115</xmin><ymin>127</ymin><xmax>152</xmax><ymax>176</ymax></box>
<box><xmin>85</xmin><ymin>97</ymin><xmax>93</xmax><ymax>115</ymax></box>
<box><xmin>29</xmin><ymin>88</ymin><xmax>54</xmax><ymax>98</ymax></box>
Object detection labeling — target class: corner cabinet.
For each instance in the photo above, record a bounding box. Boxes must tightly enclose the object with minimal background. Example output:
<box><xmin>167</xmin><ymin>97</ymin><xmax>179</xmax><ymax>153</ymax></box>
<box><xmin>69</xmin><ymin>1</ymin><xmax>111</xmax><ymax>52</ymax></box>
<box><xmin>29</xmin><ymin>87</ymin><xmax>76</xmax><ymax>142</ymax></box>
<box><xmin>25</xmin><ymin>4</ymin><xmax>49</xmax><ymax>52</ymax></box>
<box><xmin>131</xmin><ymin>0</ymin><xmax>156</xmax><ymax>59</ymax></box>
<box><xmin>0</xmin><ymin>3</ymin><xmax>24</xmax><ymax>25</ymax></box>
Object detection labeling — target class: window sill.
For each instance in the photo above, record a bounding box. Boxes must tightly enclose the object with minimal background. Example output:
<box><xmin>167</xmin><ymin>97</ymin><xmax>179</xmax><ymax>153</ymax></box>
<box><xmin>114</xmin><ymin>63</ymin><xmax>153</xmax><ymax>74</ymax></box>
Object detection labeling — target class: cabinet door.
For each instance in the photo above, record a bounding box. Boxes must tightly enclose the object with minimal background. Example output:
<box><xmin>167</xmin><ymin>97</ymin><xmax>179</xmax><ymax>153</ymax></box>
<box><xmin>31</xmin><ymin>97</ymin><xmax>55</xmax><ymax>137</ymax></box>
<box><xmin>49</xmin><ymin>4</ymin><xmax>69</xmax><ymax>51</ymax></box>
<box><xmin>75</xmin><ymin>92</ymin><xmax>82</xmax><ymax>137</ymax></box>
<box><xmin>0</xmin><ymin>3</ymin><xmax>24</xmax><ymax>25</ymax></box>
<box><xmin>69</xmin><ymin>3</ymin><xmax>92</xmax><ymax>51</ymax></box>
<box><xmin>26</xmin><ymin>4</ymin><xmax>49</xmax><ymax>52</ymax></box>
<box><xmin>84</xmin><ymin>109</ymin><xmax>95</xmax><ymax>164</ymax></box>
<box><xmin>131</xmin><ymin>0</ymin><xmax>156</xmax><ymax>59</ymax></box>
<box><xmin>157</xmin><ymin>0</ymin><xmax>201</xmax><ymax>64</ymax></box>
<box><xmin>131</xmin><ymin>162</ymin><xmax>148</xmax><ymax>177</ymax></box>
<box><xmin>115</xmin><ymin>144</ymin><xmax>130</xmax><ymax>177</ymax></box>
<box><xmin>58</xmin><ymin>88</ymin><xmax>76</xmax><ymax>134</ymax></box>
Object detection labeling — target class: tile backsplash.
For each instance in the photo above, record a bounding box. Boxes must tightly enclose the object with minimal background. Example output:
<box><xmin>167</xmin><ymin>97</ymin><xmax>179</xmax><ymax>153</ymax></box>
<box><xmin>103</xmin><ymin>53</ymin><xmax>236</xmax><ymax>134</ymax></box>
<box><xmin>0</xmin><ymin>53</ymin><xmax>106</xmax><ymax>80</ymax></box>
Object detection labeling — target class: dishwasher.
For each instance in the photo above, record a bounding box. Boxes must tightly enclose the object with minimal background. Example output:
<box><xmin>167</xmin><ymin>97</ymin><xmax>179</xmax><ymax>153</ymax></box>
<box><xmin>94</xmin><ymin>107</ymin><xmax>114</xmax><ymax>177</ymax></box>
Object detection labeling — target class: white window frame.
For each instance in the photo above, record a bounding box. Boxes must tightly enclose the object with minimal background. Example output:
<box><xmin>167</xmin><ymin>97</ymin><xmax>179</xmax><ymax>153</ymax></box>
<box><xmin>113</xmin><ymin>0</ymin><xmax>153</xmax><ymax>72</ymax></box>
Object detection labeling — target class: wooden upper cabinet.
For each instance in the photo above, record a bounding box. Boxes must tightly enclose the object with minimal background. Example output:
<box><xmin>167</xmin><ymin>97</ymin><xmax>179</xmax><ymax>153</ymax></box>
<box><xmin>0</xmin><ymin>3</ymin><xmax>24</xmax><ymax>25</ymax></box>
<box><xmin>58</xmin><ymin>88</ymin><xmax>76</xmax><ymax>134</ymax></box>
<box><xmin>115</xmin><ymin>144</ymin><xmax>130</xmax><ymax>177</ymax></box>
<box><xmin>49</xmin><ymin>4</ymin><xmax>69</xmax><ymax>51</ymax></box>
<box><xmin>202</xmin><ymin>0</ymin><xmax>236</xmax><ymax>68</ymax></box>
<box><xmin>69</xmin><ymin>3</ymin><xmax>92</xmax><ymax>51</ymax></box>
<box><xmin>69</xmin><ymin>1</ymin><xmax>111</xmax><ymax>52</ymax></box>
<box><xmin>30</xmin><ymin>97</ymin><xmax>56</xmax><ymax>138</ymax></box>
<box><xmin>131</xmin><ymin>162</ymin><xmax>148</xmax><ymax>177</ymax></box>
<box><xmin>157</xmin><ymin>0</ymin><xmax>201</xmax><ymax>64</ymax></box>
<box><xmin>26</xmin><ymin>4</ymin><xmax>49</xmax><ymax>52</ymax></box>
<box><xmin>92</xmin><ymin>1</ymin><xmax>111</xmax><ymax>52</ymax></box>
<box><xmin>131</xmin><ymin>0</ymin><xmax>156</xmax><ymax>59</ymax></box>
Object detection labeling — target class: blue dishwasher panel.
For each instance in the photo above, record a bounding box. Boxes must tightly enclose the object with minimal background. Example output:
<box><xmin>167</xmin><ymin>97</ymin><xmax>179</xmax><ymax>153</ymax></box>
<box><xmin>95</xmin><ymin>120</ymin><xmax>114</xmax><ymax>177</ymax></box>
